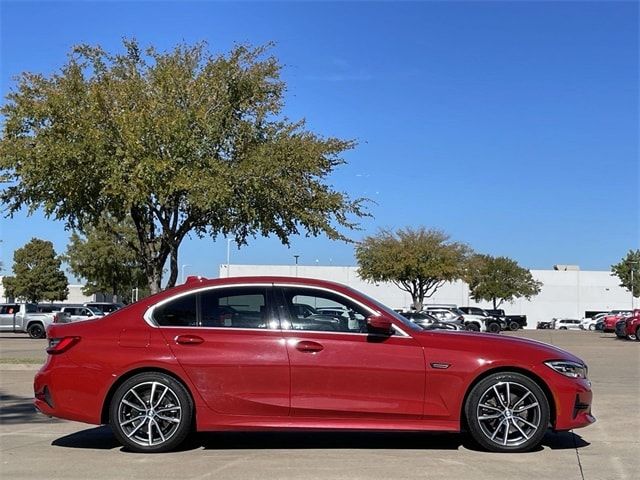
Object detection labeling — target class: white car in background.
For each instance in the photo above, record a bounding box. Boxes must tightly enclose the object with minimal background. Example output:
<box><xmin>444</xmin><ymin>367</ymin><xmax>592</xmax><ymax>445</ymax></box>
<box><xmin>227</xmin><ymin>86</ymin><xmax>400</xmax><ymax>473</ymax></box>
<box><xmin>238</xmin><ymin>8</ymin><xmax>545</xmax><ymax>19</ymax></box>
<box><xmin>580</xmin><ymin>313</ymin><xmax>606</xmax><ymax>331</ymax></box>
<box><xmin>59</xmin><ymin>306</ymin><xmax>105</xmax><ymax>323</ymax></box>
<box><xmin>554</xmin><ymin>318</ymin><xmax>582</xmax><ymax>330</ymax></box>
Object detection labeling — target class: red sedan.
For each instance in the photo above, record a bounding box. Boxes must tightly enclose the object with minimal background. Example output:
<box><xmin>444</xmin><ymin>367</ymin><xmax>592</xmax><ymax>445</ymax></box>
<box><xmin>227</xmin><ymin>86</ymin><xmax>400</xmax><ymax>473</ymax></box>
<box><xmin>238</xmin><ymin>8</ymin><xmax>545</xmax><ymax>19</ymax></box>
<box><xmin>34</xmin><ymin>276</ymin><xmax>594</xmax><ymax>453</ymax></box>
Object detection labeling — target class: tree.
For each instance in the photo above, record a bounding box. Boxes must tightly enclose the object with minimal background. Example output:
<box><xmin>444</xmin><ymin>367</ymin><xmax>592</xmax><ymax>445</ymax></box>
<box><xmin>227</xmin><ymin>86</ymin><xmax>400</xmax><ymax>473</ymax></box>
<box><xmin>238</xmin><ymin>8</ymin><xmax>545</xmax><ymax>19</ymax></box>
<box><xmin>356</xmin><ymin>228</ymin><xmax>470</xmax><ymax>310</ymax></box>
<box><xmin>465</xmin><ymin>254</ymin><xmax>542</xmax><ymax>309</ymax></box>
<box><xmin>4</xmin><ymin>238</ymin><xmax>68</xmax><ymax>302</ymax></box>
<box><xmin>0</xmin><ymin>40</ymin><xmax>367</xmax><ymax>294</ymax></box>
<box><xmin>65</xmin><ymin>217</ymin><xmax>148</xmax><ymax>303</ymax></box>
<box><xmin>611</xmin><ymin>249</ymin><xmax>640</xmax><ymax>297</ymax></box>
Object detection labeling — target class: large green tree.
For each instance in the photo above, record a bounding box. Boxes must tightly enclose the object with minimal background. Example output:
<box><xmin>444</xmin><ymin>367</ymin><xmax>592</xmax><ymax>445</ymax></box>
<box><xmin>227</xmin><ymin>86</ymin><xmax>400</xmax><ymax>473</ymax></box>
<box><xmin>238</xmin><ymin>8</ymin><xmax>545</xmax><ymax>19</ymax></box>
<box><xmin>3</xmin><ymin>238</ymin><xmax>68</xmax><ymax>302</ymax></box>
<box><xmin>465</xmin><ymin>254</ymin><xmax>542</xmax><ymax>309</ymax></box>
<box><xmin>356</xmin><ymin>227</ymin><xmax>470</xmax><ymax>310</ymax></box>
<box><xmin>611</xmin><ymin>249</ymin><xmax>640</xmax><ymax>298</ymax></box>
<box><xmin>65</xmin><ymin>217</ymin><xmax>148</xmax><ymax>303</ymax></box>
<box><xmin>0</xmin><ymin>40</ymin><xmax>367</xmax><ymax>293</ymax></box>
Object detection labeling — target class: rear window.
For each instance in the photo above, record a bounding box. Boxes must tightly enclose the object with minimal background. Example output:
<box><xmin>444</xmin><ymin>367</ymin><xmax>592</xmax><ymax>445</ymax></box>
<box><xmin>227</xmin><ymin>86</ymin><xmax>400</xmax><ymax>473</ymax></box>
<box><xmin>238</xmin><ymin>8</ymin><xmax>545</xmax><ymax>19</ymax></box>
<box><xmin>154</xmin><ymin>295</ymin><xmax>197</xmax><ymax>327</ymax></box>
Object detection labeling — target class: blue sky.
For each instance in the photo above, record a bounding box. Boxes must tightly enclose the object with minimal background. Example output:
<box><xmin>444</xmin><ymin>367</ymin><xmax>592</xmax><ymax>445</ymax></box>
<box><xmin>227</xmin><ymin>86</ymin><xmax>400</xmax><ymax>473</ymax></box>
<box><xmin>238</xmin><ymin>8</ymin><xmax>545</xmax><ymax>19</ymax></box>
<box><xmin>1</xmin><ymin>1</ymin><xmax>638</xmax><ymax>281</ymax></box>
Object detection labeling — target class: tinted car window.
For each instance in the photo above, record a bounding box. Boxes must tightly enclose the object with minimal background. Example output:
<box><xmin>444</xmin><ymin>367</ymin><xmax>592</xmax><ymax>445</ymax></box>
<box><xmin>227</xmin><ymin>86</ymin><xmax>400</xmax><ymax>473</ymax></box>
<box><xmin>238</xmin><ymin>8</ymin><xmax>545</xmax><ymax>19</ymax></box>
<box><xmin>154</xmin><ymin>294</ymin><xmax>198</xmax><ymax>327</ymax></box>
<box><xmin>280</xmin><ymin>287</ymin><xmax>368</xmax><ymax>333</ymax></box>
<box><xmin>201</xmin><ymin>288</ymin><xmax>269</xmax><ymax>329</ymax></box>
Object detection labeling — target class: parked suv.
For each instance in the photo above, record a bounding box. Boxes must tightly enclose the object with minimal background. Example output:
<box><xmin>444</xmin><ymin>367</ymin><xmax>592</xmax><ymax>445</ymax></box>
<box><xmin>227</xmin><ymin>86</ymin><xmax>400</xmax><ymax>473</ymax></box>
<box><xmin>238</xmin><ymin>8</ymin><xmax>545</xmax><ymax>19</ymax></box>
<box><xmin>457</xmin><ymin>307</ymin><xmax>504</xmax><ymax>333</ymax></box>
<box><xmin>623</xmin><ymin>310</ymin><xmax>640</xmax><ymax>341</ymax></box>
<box><xmin>603</xmin><ymin>311</ymin><xmax>632</xmax><ymax>333</ymax></box>
<box><xmin>484</xmin><ymin>309</ymin><xmax>528</xmax><ymax>331</ymax></box>
<box><xmin>554</xmin><ymin>319</ymin><xmax>582</xmax><ymax>330</ymax></box>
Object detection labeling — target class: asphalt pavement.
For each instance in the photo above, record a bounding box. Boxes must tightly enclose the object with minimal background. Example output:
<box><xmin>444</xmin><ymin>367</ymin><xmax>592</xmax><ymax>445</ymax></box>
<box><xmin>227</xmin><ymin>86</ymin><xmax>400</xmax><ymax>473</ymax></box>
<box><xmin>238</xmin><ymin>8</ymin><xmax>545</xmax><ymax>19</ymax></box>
<box><xmin>0</xmin><ymin>330</ymin><xmax>638</xmax><ymax>480</ymax></box>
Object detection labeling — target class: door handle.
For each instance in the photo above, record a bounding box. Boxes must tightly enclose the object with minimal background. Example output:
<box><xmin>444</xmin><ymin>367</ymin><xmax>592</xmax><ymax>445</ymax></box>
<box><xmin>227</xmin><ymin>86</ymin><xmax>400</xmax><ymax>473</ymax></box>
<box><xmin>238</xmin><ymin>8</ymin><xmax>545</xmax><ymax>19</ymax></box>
<box><xmin>295</xmin><ymin>340</ymin><xmax>324</xmax><ymax>353</ymax></box>
<box><xmin>175</xmin><ymin>335</ymin><xmax>204</xmax><ymax>345</ymax></box>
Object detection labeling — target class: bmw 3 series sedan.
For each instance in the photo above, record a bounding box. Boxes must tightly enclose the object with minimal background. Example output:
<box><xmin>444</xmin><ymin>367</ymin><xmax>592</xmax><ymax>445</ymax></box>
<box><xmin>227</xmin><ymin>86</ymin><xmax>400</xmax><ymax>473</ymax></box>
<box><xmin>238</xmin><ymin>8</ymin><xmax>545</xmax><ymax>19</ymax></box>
<box><xmin>34</xmin><ymin>276</ymin><xmax>595</xmax><ymax>453</ymax></box>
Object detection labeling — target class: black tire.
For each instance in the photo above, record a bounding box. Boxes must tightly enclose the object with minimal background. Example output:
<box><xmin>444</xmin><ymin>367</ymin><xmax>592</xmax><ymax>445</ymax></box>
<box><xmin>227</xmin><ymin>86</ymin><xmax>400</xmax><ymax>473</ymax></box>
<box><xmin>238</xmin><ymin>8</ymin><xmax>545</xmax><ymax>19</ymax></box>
<box><xmin>508</xmin><ymin>321</ymin><xmax>520</xmax><ymax>331</ymax></box>
<box><xmin>559</xmin><ymin>327</ymin><xmax>567</xmax><ymax>330</ymax></box>
<box><xmin>110</xmin><ymin>372</ymin><xmax>193</xmax><ymax>453</ymax></box>
<box><xmin>27</xmin><ymin>322</ymin><xmax>46</xmax><ymax>339</ymax></box>
<box><xmin>487</xmin><ymin>322</ymin><xmax>501</xmax><ymax>334</ymax></box>
<box><xmin>588</xmin><ymin>324</ymin><xmax>595</xmax><ymax>331</ymax></box>
<box><xmin>466</xmin><ymin>322</ymin><xmax>480</xmax><ymax>332</ymax></box>
<box><xmin>465</xmin><ymin>372</ymin><xmax>550</xmax><ymax>453</ymax></box>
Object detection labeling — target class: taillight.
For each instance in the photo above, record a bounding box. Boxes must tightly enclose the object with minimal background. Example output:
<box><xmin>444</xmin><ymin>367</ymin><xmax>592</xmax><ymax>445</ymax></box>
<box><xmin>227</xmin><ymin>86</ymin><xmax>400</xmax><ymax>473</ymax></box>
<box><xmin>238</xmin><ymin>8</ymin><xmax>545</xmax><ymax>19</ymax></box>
<box><xmin>47</xmin><ymin>336</ymin><xmax>80</xmax><ymax>354</ymax></box>
<box><xmin>459</xmin><ymin>315</ymin><xmax>465</xmax><ymax>321</ymax></box>
<box><xmin>52</xmin><ymin>314</ymin><xmax>60</xmax><ymax>324</ymax></box>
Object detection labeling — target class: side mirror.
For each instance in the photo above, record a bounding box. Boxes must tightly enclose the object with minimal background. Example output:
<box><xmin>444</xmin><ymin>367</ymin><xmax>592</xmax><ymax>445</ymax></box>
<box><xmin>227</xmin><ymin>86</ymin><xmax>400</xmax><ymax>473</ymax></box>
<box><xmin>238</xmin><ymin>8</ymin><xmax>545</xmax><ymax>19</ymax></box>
<box><xmin>367</xmin><ymin>316</ymin><xmax>393</xmax><ymax>334</ymax></box>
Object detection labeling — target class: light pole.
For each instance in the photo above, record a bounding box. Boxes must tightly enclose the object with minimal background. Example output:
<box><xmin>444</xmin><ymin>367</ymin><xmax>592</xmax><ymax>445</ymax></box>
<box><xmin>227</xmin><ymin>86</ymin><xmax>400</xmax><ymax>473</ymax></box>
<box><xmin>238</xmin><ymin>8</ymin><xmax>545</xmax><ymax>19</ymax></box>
<box><xmin>181</xmin><ymin>264</ymin><xmax>191</xmax><ymax>284</ymax></box>
<box><xmin>294</xmin><ymin>255</ymin><xmax>300</xmax><ymax>277</ymax></box>
<box><xmin>226</xmin><ymin>238</ymin><xmax>232</xmax><ymax>277</ymax></box>
<box><xmin>630</xmin><ymin>261</ymin><xmax>639</xmax><ymax>309</ymax></box>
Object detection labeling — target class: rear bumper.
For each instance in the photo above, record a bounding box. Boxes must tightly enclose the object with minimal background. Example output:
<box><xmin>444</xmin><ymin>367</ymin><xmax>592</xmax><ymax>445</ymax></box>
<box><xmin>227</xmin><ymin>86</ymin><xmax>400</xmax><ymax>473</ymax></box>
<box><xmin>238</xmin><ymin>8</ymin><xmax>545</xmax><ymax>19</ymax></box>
<box><xmin>33</xmin><ymin>360</ymin><xmax>103</xmax><ymax>425</ymax></box>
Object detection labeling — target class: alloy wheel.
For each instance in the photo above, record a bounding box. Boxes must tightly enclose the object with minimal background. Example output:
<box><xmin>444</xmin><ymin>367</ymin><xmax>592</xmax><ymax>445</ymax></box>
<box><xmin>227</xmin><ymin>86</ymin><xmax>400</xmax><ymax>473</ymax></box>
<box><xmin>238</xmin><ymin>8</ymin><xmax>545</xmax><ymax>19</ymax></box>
<box><xmin>476</xmin><ymin>381</ymin><xmax>542</xmax><ymax>448</ymax></box>
<box><xmin>117</xmin><ymin>381</ymin><xmax>182</xmax><ymax>448</ymax></box>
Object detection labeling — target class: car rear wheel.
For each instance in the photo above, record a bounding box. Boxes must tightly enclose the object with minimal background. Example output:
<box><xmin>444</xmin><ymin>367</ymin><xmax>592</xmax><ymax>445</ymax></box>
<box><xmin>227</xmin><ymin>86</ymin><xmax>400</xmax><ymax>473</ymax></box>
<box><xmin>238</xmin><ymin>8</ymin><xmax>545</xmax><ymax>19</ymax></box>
<box><xmin>588</xmin><ymin>324</ymin><xmax>595</xmax><ymax>331</ymax></box>
<box><xmin>466</xmin><ymin>322</ymin><xmax>480</xmax><ymax>332</ymax></box>
<box><xmin>508</xmin><ymin>321</ymin><xmax>520</xmax><ymax>331</ymax></box>
<box><xmin>110</xmin><ymin>372</ymin><xmax>193</xmax><ymax>453</ymax></box>
<box><xmin>487</xmin><ymin>322</ymin><xmax>501</xmax><ymax>334</ymax></box>
<box><xmin>465</xmin><ymin>372</ymin><xmax>550</xmax><ymax>452</ymax></box>
<box><xmin>559</xmin><ymin>327</ymin><xmax>567</xmax><ymax>330</ymax></box>
<box><xmin>27</xmin><ymin>322</ymin><xmax>46</xmax><ymax>339</ymax></box>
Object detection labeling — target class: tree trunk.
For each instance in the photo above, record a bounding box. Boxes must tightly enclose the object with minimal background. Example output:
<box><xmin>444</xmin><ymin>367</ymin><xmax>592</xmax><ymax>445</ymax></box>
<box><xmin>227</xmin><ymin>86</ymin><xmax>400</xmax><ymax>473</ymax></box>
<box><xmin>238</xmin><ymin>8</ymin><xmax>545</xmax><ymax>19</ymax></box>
<box><xmin>165</xmin><ymin>244</ymin><xmax>179</xmax><ymax>288</ymax></box>
<box><xmin>492</xmin><ymin>297</ymin><xmax>497</xmax><ymax>310</ymax></box>
<box><xmin>412</xmin><ymin>293</ymin><xmax>423</xmax><ymax>311</ymax></box>
<box><xmin>147</xmin><ymin>264</ymin><xmax>163</xmax><ymax>295</ymax></box>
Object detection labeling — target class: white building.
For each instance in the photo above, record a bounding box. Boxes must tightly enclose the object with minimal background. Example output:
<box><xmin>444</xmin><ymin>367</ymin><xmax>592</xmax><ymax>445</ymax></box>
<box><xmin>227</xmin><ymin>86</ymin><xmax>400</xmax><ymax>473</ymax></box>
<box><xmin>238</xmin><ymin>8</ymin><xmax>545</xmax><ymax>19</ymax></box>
<box><xmin>218</xmin><ymin>264</ymin><xmax>634</xmax><ymax>328</ymax></box>
<box><xmin>0</xmin><ymin>277</ymin><xmax>95</xmax><ymax>304</ymax></box>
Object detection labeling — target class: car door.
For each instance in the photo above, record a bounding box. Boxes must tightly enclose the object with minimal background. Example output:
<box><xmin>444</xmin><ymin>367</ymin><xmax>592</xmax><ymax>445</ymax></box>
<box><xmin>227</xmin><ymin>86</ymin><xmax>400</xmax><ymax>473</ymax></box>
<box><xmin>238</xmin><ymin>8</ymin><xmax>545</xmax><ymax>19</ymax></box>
<box><xmin>0</xmin><ymin>305</ymin><xmax>19</xmax><ymax>331</ymax></box>
<box><xmin>154</xmin><ymin>285</ymin><xmax>290</xmax><ymax>416</ymax></box>
<box><xmin>275</xmin><ymin>285</ymin><xmax>426</xmax><ymax>419</ymax></box>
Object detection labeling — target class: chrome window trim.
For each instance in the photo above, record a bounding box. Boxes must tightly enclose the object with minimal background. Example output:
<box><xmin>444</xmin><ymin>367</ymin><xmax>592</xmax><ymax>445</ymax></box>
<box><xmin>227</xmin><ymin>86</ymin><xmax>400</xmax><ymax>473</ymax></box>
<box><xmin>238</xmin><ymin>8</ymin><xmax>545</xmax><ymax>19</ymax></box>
<box><xmin>144</xmin><ymin>281</ymin><xmax>411</xmax><ymax>337</ymax></box>
<box><xmin>143</xmin><ymin>283</ymin><xmax>273</xmax><ymax>329</ymax></box>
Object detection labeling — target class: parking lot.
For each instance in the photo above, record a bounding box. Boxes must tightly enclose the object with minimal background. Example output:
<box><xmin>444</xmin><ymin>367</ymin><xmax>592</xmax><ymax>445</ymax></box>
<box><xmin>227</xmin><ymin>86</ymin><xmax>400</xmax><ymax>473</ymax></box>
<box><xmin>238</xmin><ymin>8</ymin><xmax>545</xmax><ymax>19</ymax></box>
<box><xmin>1</xmin><ymin>330</ymin><xmax>638</xmax><ymax>480</ymax></box>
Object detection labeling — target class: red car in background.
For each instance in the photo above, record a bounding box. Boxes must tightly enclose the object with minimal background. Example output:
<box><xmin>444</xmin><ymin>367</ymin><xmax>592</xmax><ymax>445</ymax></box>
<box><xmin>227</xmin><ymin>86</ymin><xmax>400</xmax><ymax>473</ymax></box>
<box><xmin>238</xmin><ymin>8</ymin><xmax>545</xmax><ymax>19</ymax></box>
<box><xmin>603</xmin><ymin>310</ymin><xmax>632</xmax><ymax>332</ymax></box>
<box><xmin>34</xmin><ymin>276</ymin><xmax>594</xmax><ymax>453</ymax></box>
<box><xmin>623</xmin><ymin>310</ymin><xmax>640</xmax><ymax>340</ymax></box>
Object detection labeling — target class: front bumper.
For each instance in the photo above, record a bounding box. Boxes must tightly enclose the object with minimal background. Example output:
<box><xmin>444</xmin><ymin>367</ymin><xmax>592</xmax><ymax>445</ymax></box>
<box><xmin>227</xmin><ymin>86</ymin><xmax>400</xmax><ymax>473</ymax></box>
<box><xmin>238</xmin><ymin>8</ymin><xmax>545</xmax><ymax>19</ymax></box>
<box><xmin>551</xmin><ymin>376</ymin><xmax>595</xmax><ymax>431</ymax></box>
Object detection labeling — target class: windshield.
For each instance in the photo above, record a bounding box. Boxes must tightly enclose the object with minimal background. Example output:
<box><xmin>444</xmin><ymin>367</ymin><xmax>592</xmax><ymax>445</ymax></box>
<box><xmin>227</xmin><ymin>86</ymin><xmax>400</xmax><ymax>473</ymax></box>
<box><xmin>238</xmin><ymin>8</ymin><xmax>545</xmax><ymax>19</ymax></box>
<box><xmin>345</xmin><ymin>287</ymin><xmax>422</xmax><ymax>332</ymax></box>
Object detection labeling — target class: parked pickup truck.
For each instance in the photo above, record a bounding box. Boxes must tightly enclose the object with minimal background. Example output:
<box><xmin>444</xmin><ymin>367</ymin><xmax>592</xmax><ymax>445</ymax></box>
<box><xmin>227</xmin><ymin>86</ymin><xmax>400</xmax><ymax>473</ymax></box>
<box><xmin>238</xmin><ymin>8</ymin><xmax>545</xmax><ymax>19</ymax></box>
<box><xmin>0</xmin><ymin>303</ymin><xmax>68</xmax><ymax>338</ymax></box>
<box><xmin>484</xmin><ymin>309</ymin><xmax>528</xmax><ymax>331</ymax></box>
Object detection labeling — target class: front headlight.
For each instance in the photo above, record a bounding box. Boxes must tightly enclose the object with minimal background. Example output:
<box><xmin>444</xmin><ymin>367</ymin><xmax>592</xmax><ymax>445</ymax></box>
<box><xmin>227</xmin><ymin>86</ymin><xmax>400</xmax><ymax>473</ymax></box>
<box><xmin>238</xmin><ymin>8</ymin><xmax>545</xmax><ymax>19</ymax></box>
<box><xmin>544</xmin><ymin>360</ymin><xmax>588</xmax><ymax>379</ymax></box>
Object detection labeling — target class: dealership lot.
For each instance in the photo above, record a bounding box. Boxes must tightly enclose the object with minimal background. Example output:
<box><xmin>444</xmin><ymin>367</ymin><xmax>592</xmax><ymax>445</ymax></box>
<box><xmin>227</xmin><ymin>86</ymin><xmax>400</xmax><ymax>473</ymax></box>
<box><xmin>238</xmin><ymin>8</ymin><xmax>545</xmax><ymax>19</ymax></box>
<box><xmin>1</xmin><ymin>330</ymin><xmax>637</xmax><ymax>480</ymax></box>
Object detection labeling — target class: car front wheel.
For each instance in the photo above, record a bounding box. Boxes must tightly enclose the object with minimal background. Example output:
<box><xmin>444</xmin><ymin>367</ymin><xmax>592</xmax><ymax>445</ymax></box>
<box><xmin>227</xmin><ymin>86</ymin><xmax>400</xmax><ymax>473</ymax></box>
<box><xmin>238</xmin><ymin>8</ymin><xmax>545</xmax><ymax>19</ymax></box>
<box><xmin>508</xmin><ymin>321</ymin><xmax>520</xmax><ymax>331</ymax></box>
<box><xmin>465</xmin><ymin>372</ymin><xmax>550</xmax><ymax>452</ymax></box>
<box><xmin>110</xmin><ymin>372</ymin><xmax>193</xmax><ymax>453</ymax></box>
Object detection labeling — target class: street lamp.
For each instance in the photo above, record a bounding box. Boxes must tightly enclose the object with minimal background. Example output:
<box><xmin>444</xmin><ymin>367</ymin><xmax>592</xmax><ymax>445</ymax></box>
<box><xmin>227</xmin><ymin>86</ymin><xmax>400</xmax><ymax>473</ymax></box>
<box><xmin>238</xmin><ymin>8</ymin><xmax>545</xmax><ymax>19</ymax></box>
<box><xmin>293</xmin><ymin>255</ymin><xmax>300</xmax><ymax>277</ymax></box>
<box><xmin>226</xmin><ymin>238</ymin><xmax>232</xmax><ymax>277</ymax></box>
<box><xmin>181</xmin><ymin>264</ymin><xmax>192</xmax><ymax>284</ymax></box>
<box><xmin>629</xmin><ymin>261</ymin><xmax>639</xmax><ymax>309</ymax></box>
